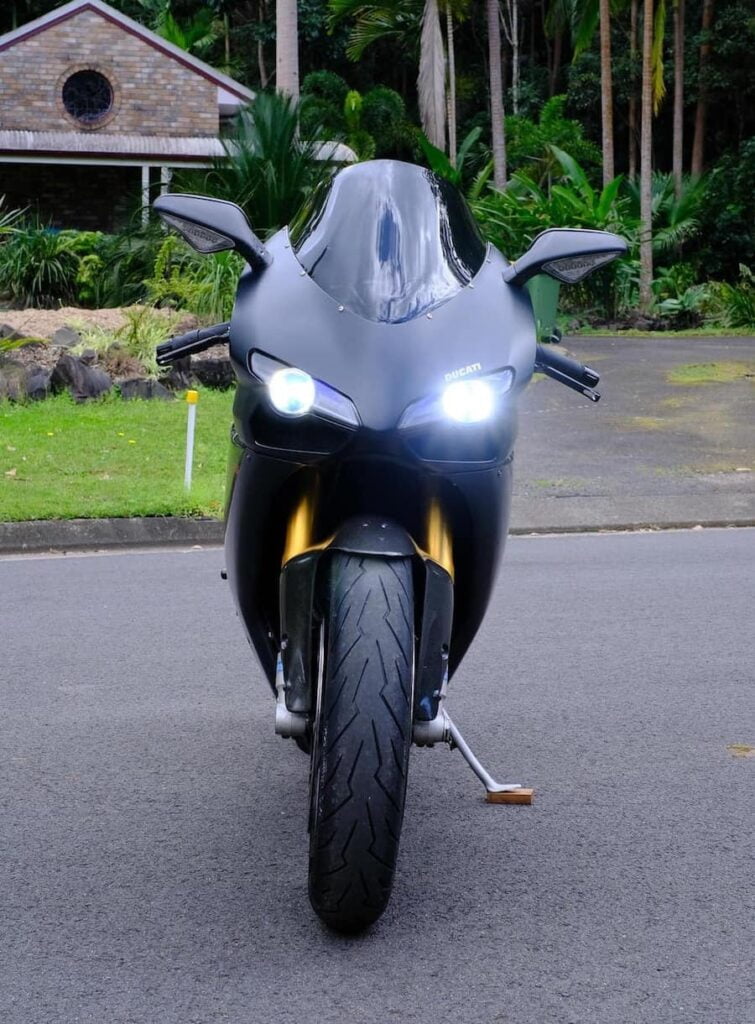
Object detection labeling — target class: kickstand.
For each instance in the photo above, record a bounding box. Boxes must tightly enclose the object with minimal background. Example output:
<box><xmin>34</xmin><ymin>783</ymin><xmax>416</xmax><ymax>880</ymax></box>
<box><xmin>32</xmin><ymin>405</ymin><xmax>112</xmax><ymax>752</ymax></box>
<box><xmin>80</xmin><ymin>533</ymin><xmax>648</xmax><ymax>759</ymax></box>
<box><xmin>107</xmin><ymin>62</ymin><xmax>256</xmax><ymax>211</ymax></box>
<box><xmin>445</xmin><ymin>713</ymin><xmax>534</xmax><ymax>805</ymax></box>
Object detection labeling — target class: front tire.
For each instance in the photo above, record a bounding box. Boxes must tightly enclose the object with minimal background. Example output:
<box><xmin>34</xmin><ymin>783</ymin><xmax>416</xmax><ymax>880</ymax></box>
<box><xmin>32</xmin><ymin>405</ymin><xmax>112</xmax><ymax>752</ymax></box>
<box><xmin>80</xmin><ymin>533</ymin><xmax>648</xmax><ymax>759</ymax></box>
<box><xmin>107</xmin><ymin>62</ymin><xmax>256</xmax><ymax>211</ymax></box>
<box><xmin>308</xmin><ymin>552</ymin><xmax>414</xmax><ymax>932</ymax></box>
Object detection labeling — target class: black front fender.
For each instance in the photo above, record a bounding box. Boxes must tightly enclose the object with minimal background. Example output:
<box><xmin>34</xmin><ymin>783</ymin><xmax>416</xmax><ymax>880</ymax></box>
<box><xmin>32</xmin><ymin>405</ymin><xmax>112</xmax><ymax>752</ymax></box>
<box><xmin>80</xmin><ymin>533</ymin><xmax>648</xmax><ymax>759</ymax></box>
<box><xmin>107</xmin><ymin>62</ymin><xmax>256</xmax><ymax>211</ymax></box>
<box><xmin>280</xmin><ymin>516</ymin><xmax>452</xmax><ymax>721</ymax></box>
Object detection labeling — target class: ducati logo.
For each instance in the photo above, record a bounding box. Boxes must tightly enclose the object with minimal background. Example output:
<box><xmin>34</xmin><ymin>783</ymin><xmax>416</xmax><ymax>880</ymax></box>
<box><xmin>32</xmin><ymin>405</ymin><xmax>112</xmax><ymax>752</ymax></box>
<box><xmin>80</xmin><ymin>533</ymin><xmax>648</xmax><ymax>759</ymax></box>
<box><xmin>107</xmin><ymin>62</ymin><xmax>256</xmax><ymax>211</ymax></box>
<box><xmin>444</xmin><ymin>362</ymin><xmax>482</xmax><ymax>382</ymax></box>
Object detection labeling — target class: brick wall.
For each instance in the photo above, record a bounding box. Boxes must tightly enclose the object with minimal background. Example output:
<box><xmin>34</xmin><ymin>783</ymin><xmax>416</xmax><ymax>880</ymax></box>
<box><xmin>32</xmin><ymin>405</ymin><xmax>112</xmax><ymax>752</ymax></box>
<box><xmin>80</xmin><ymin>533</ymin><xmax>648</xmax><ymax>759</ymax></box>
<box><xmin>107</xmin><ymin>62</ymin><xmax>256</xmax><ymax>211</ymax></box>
<box><xmin>0</xmin><ymin>8</ymin><xmax>218</xmax><ymax>137</ymax></box>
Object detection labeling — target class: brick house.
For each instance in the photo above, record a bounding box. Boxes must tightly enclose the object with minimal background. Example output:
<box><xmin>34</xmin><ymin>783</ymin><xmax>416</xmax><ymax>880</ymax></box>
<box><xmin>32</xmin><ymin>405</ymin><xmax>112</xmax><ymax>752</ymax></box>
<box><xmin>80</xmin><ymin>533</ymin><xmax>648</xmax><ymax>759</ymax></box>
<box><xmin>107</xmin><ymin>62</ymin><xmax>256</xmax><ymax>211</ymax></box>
<box><xmin>0</xmin><ymin>0</ymin><xmax>255</xmax><ymax>231</ymax></box>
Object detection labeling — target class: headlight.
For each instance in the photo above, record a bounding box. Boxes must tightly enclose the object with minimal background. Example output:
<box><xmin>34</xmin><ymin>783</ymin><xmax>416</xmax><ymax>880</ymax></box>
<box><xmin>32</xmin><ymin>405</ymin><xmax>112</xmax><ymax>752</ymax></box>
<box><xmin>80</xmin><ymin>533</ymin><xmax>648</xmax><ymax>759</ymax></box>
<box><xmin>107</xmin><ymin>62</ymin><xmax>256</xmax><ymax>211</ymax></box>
<box><xmin>442</xmin><ymin>379</ymin><xmax>495</xmax><ymax>423</ymax></box>
<box><xmin>399</xmin><ymin>367</ymin><xmax>515</xmax><ymax>431</ymax></box>
<box><xmin>251</xmin><ymin>352</ymin><xmax>359</xmax><ymax>427</ymax></box>
<box><xmin>268</xmin><ymin>367</ymin><xmax>316</xmax><ymax>417</ymax></box>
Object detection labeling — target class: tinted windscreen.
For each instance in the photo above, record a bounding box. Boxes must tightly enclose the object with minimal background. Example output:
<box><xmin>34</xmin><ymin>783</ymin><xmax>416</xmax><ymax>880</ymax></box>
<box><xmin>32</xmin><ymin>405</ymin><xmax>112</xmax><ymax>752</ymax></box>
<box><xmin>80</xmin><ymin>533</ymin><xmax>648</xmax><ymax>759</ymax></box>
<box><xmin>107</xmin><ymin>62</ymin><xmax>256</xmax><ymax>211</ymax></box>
<box><xmin>290</xmin><ymin>161</ymin><xmax>487</xmax><ymax>324</ymax></box>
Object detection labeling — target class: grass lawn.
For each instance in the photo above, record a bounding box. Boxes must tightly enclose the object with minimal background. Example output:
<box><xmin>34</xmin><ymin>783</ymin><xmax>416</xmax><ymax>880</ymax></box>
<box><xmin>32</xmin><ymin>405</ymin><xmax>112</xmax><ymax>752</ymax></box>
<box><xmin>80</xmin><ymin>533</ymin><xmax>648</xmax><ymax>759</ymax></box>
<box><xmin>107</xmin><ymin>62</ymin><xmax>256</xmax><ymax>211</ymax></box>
<box><xmin>1</xmin><ymin>389</ymin><xmax>233</xmax><ymax>521</ymax></box>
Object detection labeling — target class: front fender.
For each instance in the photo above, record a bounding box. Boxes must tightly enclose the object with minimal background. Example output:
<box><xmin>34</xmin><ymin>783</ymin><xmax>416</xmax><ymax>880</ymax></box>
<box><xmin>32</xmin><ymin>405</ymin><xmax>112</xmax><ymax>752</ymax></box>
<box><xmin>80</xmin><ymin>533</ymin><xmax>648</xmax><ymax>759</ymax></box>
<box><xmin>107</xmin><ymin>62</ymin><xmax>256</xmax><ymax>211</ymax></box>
<box><xmin>280</xmin><ymin>516</ymin><xmax>452</xmax><ymax>721</ymax></box>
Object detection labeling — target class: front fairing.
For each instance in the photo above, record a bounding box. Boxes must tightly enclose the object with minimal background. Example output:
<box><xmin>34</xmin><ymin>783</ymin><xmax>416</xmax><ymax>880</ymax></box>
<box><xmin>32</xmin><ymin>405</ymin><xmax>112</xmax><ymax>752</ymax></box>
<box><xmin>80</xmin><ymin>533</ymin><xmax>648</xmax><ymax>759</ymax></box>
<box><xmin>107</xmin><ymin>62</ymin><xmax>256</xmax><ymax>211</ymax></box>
<box><xmin>229</xmin><ymin>229</ymin><xmax>536</xmax><ymax>437</ymax></box>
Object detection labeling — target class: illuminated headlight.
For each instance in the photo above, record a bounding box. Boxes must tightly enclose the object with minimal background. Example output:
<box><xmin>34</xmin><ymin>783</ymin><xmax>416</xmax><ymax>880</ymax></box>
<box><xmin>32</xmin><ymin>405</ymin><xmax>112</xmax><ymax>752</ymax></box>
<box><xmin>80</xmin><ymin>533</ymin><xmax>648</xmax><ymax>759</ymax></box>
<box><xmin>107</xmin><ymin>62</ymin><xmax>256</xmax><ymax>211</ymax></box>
<box><xmin>268</xmin><ymin>367</ymin><xmax>316</xmax><ymax>417</ymax></box>
<box><xmin>399</xmin><ymin>367</ymin><xmax>515</xmax><ymax>431</ymax></box>
<box><xmin>251</xmin><ymin>352</ymin><xmax>360</xmax><ymax>427</ymax></box>
<box><xmin>442</xmin><ymin>379</ymin><xmax>495</xmax><ymax>422</ymax></box>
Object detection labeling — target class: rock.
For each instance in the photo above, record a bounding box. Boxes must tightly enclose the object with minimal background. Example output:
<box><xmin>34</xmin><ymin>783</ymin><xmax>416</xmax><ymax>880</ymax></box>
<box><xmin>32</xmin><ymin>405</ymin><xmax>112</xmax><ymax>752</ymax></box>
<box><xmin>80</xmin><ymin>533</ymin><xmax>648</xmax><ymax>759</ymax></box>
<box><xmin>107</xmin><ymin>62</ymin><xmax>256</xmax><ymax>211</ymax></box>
<box><xmin>0</xmin><ymin>324</ymin><xmax>26</xmax><ymax>342</ymax></box>
<box><xmin>0</xmin><ymin>357</ymin><xmax>26</xmax><ymax>400</ymax></box>
<box><xmin>192</xmin><ymin>354</ymin><xmax>234</xmax><ymax>389</ymax></box>
<box><xmin>119</xmin><ymin>377</ymin><xmax>174</xmax><ymax>401</ymax></box>
<box><xmin>50</xmin><ymin>354</ymin><xmax>112</xmax><ymax>401</ymax></box>
<box><xmin>80</xmin><ymin>348</ymin><xmax>98</xmax><ymax>365</ymax></box>
<box><xmin>25</xmin><ymin>367</ymin><xmax>52</xmax><ymax>401</ymax></box>
<box><xmin>51</xmin><ymin>326</ymin><xmax>81</xmax><ymax>348</ymax></box>
<box><xmin>160</xmin><ymin>355</ymin><xmax>194</xmax><ymax>392</ymax></box>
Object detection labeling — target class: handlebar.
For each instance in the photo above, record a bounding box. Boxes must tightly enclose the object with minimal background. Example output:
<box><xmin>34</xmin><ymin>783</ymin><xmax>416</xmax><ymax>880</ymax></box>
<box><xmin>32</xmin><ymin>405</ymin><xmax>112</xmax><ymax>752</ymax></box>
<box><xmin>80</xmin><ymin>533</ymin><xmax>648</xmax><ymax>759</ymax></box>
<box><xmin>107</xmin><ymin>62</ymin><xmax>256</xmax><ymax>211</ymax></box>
<box><xmin>156</xmin><ymin>321</ymin><xmax>230</xmax><ymax>366</ymax></box>
<box><xmin>535</xmin><ymin>343</ymin><xmax>601</xmax><ymax>402</ymax></box>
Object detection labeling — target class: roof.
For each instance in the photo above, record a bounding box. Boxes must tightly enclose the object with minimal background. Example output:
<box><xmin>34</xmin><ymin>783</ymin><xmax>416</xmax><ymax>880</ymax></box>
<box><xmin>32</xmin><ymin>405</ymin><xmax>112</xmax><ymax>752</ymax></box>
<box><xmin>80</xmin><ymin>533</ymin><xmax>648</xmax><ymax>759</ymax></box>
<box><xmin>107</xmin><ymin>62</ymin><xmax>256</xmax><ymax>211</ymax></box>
<box><xmin>0</xmin><ymin>0</ymin><xmax>254</xmax><ymax>108</ymax></box>
<box><xmin>0</xmin><ymin>130</ymin><xmax>358</xmax><ymax>167</ymax></box>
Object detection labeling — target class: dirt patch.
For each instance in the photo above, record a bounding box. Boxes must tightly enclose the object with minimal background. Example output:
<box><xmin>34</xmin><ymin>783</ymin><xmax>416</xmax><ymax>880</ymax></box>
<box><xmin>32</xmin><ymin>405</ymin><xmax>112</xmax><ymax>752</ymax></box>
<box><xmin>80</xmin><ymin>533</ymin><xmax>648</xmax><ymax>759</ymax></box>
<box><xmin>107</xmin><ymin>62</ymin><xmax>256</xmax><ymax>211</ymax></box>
<box><xmin>0</xmin><ymin>306</ymin><xmax>197</xmax><ymax>341</ymax></box>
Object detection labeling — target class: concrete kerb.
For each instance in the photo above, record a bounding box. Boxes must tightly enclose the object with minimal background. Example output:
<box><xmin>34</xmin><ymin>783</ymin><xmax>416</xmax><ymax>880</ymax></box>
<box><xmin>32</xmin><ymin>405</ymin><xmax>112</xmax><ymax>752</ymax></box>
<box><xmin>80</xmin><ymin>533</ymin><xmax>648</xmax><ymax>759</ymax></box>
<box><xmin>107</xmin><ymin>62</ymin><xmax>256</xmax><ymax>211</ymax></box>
<box><xmin>1</xmin><ymin>514</ymin><xmax>754</xmax><ymax>556</ymax></box>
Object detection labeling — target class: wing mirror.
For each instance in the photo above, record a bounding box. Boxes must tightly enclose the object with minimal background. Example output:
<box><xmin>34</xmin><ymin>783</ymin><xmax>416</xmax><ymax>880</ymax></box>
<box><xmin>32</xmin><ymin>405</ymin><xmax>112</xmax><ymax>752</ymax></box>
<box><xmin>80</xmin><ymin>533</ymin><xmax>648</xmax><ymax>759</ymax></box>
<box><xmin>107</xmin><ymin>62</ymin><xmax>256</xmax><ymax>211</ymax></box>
<box><xmin>502</xmin><ymin>228</ymin><xmax>627</xmax><ymax>287</ymax></box>
<box><xmin>153</xmin><ymin>194</ymin><xmax>271</xmax><ymax>271</ymax></box>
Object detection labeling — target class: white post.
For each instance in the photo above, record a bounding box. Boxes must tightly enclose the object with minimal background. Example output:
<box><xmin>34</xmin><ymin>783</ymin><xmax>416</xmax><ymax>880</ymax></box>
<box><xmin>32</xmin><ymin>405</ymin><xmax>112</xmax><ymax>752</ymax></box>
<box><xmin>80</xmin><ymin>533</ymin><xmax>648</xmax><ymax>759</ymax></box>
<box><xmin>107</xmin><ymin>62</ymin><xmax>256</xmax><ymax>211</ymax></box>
<box><xmin>141</xmin><ymin>165</ymin><xmax>150</xmax><ymax>227</ymax></box>
<box><xmin>184</xmin><ymin>389</ymin><xmax>198</xmax><ymax>491</ymax></box>
<box><xmin>159</xmin><ymin>165</ymin><xmax>172</xmax><ymax>195</ymax></box>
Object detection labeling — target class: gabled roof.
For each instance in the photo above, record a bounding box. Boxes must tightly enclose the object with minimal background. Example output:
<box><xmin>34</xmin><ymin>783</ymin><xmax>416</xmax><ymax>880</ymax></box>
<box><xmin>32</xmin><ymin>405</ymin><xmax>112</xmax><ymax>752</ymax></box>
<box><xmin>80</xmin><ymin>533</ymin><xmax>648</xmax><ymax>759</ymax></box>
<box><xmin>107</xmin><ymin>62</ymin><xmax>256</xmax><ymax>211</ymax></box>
<box><xmin>0</xmin><ymin>0</ymin><xmax>254</xmax><ymax>107</ymax></box>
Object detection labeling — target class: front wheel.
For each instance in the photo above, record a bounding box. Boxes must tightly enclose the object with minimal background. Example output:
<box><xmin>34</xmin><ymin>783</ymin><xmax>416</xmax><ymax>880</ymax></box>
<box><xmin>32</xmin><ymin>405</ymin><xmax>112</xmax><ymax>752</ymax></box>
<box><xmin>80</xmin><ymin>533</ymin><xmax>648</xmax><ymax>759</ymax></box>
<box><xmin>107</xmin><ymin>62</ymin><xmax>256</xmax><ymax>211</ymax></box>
<box><xmin>308</xmin><ymin>552</ymin><xmax>414</xmax><ymax>932</ymax></box>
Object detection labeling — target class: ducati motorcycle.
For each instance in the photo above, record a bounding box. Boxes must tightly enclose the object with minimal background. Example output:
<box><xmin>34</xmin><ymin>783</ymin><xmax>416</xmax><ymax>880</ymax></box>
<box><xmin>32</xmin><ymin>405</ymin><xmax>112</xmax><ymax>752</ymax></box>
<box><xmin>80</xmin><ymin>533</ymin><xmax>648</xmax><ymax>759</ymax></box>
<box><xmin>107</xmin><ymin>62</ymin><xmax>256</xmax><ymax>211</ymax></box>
<box><xmin>153</xmin><ymin>160</ymin><xmax>626</xmax><ymax>932</ymax></box>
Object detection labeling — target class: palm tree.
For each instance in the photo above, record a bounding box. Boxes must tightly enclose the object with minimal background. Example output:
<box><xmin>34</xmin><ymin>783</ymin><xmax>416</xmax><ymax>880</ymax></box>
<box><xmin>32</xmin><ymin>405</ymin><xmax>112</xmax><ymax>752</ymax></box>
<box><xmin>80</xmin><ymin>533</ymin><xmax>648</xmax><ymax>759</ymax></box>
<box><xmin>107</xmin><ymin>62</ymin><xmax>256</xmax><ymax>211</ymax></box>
<box><xmin>419</xmin><ymin>0</ymin><xmax>446</xmax><ymax>150</ymax></box>
<box><xmin>569</xmin><ymin>0</ymin><xmax>615</xmax><ymax>188</ymax></box>
<box><xmin>445</xmin><ymin>2</ymin><xmax>457</xmax><ymax>164</ymax></box>
<box><xmin>487</xmin><ymin>0</ymin><xmax>507</xmax><ymax>188</ymax></box>
<box><xmin>628</xmin><ymin>0</ymin><xmax>638</xmax><ymax>179</ymax></box>
<box><xmin>639</xmin><ymin>0</ymin><xmax>654</xmax><ymax>312</ymax></box>
<box><xmin>328</xmin><ymin>2</ymin><xmax>446</xmax><ymax>149</ymax></box>
<box><xmin>443</xmin><ymin>1</ymin><xmax>473</xmax><ymax>165</ymax></box>
<box><xmin>672</xmin><ymin>0</ymin><xmax>684</xmax><ymax>195</ymax></box>
<box><xmin>598</xmin><ymin>0</ymin><xmax>614</xmax><ymax>184</ymax></box>
<box><xmin>277</xmin><ymin>0</ymin><xmax>300</xmax><ymax>99</ymax></box>
<box><xmin>690</xmin><ymin>0</ymin><xmax>714</xmax><ymax>176</ymax></box>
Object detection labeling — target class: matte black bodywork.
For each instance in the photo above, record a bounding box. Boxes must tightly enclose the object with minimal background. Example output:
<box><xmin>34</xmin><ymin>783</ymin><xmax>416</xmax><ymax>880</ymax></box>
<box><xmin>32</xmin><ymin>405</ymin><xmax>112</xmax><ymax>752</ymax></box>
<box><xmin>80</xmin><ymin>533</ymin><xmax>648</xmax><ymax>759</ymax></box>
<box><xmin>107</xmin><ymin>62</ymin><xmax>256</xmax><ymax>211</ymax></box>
<box><xmin>222</xmin><ymin>162</ymin><xmax>532</xmax><ymax>714</ymax></box>
<box><xmin>154</xmin><ymin>161</ymin><xmax>625</xmax><ymax>728</ymax></box>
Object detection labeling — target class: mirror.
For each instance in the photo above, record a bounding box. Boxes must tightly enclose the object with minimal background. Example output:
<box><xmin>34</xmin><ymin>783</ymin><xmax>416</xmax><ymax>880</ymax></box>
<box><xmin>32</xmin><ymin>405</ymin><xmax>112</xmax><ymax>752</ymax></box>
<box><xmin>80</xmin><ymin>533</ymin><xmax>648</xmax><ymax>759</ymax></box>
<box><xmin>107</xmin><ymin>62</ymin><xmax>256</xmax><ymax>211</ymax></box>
<box><xmin>153</xmin><ymin>194</ymin><xmax>271</xmax><ymax>270</ymax></box>
<box><xmin>502</xmin><ymin>228</ymin><xmax>627</xmax><ymax>287</ymax></box>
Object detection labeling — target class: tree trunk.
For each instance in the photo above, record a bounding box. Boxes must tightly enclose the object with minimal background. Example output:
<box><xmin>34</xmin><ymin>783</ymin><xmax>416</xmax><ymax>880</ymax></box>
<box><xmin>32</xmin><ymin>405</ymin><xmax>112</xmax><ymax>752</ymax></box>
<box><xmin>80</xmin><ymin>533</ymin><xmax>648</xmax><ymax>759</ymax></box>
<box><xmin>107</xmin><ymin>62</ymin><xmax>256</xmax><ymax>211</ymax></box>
<box><xmin>419</xmin><ymin>0</ymin><xmax>447</xmax><ymax>151</ymax></box>
<box><xmin>276</xmin><ymin>0</ymin><xmax>299</xmax><ymax>99</ymax></box>
<box><xmin>501</xmin><ymin>0</ymin><xmax>520</xmax><ymax>115</ymax></box>
<box><xmin>672</xmin><ymin>0</ymin><xmax>685</xmax><ymax>195</ymax></box>
<box><xmin>487</xmin><ymin>0</ymin><xmax>507</xmax><ymax>188</ymax></box>
<box><xmin>223</xmin><ymin>12</ymin><xmax>231</xmax><ymax>72</ymax></box>
<box><xmin>549</xmin><ymin>30</ymin><xmax>563</xmax><ymax>97</ymax></box>
<box><xmin>690</xmin><ymin>0</ymin><xmax>714</xmax><ymax>176</ymax></box>
<box><xmin>258</xmin><ymin>1</ymin><xmax>270</xmax><ymax>88</ymax></box>
<box><xmin>628</xmin><ymin>0</ymin><xmax>638</xmax><ymax>180</ymax></box>
<box><xmin>446</xmin><ymin>5</ymin><xmax>458</xmax><ymax>166</ymax></box>
<box><xmin>639</xmin><ymin>0</ymin><xmax>655</xmax><ymax>314</ymax></box>
<box><xmin>599</xmin><ymin>0</ymin><xmax>615</xmax><ymax>185</ymax></box>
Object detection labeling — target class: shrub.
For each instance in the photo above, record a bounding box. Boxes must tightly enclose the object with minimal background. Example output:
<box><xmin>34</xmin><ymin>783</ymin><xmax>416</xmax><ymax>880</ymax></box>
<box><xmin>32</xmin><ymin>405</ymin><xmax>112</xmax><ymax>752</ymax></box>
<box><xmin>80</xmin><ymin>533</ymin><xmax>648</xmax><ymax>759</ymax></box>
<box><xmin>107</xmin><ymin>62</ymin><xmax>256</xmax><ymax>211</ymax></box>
<box><xmin>74</xmin><ymin>306</ymin><xmax>181</xmax><ymax>377</ymax></box>
<box><xmin>205</xmin><ymin>92</ymin><xmax>336</xmax><ymax>237</ymax></box>
<box><xmin>0</xmin><ymin>227</ymin><xmax>81</xmax><ymax>308</ymax></box>
<box><xmin>146</xmin><ymin>235</ymin><xmax>243</xmax><ymax>320</ymax></box>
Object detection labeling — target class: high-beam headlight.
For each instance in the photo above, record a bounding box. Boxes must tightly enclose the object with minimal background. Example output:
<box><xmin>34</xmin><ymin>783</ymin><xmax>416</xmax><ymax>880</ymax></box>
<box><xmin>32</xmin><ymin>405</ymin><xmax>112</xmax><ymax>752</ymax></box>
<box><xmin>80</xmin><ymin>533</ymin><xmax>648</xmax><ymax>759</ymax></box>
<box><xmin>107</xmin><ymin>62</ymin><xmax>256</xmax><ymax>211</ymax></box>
<box><xmin>399</xmin><ymin>367</ymin><xmax>515</xmax><ymax>431</ymax></box>
<box><xmin>251</xmin><ymin>351</ymin><xmax>360</xmax><ymax>427</ymax></box>
<box><xmin>268</xmin><ymin>367</ymin><xmax>316</xmax><ymax>417</ymax></box>
<box><xmin>442</xmin><ymin>379</ymin><xmax>495</xmax><ymax>423</ymax></box>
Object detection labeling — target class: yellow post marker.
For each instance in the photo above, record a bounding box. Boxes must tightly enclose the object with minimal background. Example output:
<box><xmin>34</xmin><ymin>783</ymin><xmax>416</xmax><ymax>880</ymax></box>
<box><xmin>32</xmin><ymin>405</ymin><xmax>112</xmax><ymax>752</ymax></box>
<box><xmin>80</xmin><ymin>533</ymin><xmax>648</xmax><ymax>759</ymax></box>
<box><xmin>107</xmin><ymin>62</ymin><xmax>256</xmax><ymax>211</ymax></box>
<box><xmin>184</xmin><ymin>390</ymin><xmax>199</xmax><ymax>491</ymax></box>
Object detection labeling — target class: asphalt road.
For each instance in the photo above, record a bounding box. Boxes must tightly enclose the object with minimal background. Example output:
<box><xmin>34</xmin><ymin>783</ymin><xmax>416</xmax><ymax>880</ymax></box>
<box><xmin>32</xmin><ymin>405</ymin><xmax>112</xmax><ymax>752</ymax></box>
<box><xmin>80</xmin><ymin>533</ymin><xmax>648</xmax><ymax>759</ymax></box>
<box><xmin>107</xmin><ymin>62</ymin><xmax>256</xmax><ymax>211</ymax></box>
<box><xmin>2</xmin><ymin>530</ymin><xmax>753</xmax><ymax>1024</ymax></box>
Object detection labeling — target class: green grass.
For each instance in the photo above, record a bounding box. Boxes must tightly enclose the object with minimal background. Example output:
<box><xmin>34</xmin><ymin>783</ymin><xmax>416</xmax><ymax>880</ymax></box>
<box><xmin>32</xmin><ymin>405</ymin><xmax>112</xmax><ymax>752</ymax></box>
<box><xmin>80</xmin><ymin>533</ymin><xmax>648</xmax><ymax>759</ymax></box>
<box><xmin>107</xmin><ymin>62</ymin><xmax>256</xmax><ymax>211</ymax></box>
<box><xmin>572</xmin><ymin>327</ymin><xmax>754</xmax><ymax>338</ymax></box>
<box><xmin>666</xmin><ymin>361</ymin><xmax>755</xmax><ymax>386</ymax></box>
<box><xmin>1</xmin><ymin>389</ymin><xmax>233</xmax><ymax>521</ymax></box>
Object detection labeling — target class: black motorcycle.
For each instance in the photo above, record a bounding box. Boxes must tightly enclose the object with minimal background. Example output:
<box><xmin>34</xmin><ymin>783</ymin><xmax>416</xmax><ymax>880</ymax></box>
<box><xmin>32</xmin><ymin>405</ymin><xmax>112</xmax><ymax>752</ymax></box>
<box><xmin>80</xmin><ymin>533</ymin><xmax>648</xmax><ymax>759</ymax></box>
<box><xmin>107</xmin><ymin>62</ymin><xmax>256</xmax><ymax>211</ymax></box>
<box><xmin>153</xmin><ymin>160</ymin><xmax>626</xmax><ymax>932</ymax></box>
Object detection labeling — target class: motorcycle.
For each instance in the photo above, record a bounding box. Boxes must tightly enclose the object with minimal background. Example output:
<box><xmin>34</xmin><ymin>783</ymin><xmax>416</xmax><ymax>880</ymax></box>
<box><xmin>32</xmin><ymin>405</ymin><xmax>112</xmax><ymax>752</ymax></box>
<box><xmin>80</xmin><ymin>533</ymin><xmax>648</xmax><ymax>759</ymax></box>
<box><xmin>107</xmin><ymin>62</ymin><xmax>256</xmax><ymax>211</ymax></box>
<box><xmin>153</xmin><ymin>160</ymin><xmax>626</xmax><ymax>932</ymax></box>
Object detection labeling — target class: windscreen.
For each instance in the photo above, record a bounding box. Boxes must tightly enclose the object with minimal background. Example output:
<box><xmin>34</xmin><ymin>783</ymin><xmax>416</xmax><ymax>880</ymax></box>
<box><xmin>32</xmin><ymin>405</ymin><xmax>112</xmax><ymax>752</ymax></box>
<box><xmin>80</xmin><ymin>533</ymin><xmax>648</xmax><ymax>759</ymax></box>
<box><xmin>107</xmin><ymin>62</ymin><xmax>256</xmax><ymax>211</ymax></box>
<box><xmin>290</xmin><ymin>161</ymin><xmax>487</xmax><ymax>324</ymax></box>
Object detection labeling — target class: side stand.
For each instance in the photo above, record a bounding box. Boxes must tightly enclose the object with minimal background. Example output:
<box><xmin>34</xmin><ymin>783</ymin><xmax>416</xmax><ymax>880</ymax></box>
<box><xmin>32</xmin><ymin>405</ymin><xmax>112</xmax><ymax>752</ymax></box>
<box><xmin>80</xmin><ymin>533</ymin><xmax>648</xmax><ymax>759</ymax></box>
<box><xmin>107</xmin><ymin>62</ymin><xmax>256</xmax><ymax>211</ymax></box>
<box><xmin>414</xmin><ymin>710</ymin><xmax>534</xmax><ymax>805</ymax></box>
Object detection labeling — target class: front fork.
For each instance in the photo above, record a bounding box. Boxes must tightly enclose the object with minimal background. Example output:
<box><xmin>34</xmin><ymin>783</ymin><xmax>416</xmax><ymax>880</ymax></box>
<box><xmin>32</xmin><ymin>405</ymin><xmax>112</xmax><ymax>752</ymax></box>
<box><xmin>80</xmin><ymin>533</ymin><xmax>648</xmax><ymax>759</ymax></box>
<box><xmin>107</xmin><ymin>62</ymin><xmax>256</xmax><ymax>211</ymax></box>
<box><xmin>275</xmin><ymin>488</ymin><xmax>533</xmax><ymax>804</ymax></box>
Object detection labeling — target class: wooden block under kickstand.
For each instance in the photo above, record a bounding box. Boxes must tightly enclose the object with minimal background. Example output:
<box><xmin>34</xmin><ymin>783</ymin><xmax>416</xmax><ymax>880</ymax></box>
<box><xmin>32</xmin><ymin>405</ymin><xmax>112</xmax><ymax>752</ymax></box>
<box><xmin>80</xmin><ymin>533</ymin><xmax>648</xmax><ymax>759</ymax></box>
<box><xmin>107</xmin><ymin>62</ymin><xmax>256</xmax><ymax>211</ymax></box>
<box><xmin>486</xmin><ymin>788</ymin><xmax>535</xmax><ymax>805</ymax></box>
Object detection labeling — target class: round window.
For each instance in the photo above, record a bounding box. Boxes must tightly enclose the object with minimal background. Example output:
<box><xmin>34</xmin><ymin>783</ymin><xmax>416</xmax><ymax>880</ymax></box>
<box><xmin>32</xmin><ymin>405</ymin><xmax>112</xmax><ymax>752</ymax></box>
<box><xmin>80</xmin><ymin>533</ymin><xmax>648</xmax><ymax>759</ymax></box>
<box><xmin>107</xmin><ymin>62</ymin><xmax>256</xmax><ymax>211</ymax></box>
<box><xmin>62</xmin><ymin>70</ymin><xmax>114</xmax><ymax>126</ymax></box>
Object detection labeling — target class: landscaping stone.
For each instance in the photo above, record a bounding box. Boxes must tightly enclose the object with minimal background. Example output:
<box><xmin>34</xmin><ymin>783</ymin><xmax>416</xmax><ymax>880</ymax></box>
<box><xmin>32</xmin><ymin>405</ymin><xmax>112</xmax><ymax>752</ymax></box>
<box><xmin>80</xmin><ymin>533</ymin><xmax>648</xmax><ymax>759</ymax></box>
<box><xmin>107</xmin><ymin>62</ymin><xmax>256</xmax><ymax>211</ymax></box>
<box><xmin>51</xmin><ymin>354</ymin><xmax>112</xmax><ymax>401</ymax></box>
<box><xmin>0</xmin><ymin>356</ymin><xmax>26</xmax><ymax>400</ymax></box>
<box><xmin>51</xmin><ymin>326</ymin><xmax>81</xmax><ymax>348</ymax></box>
<box><xmin>119</xmin><ymin>377</ymin><xmax>174</xmax><ymax>401</ymax></box>
<box><xmin>160</xmin><ymin>355</ymin><xmax>194</xmax><ymax>392</ymax></box>
<box><xmin>0</xmin><ymin>323</ymin><xmax>26</xmax><ymax>342</ymax></box>
<box><xmin>192</xmin><ymin>354</ymin><xmax>234</xmax><ymax>389</ymax></box>
<box><xmin>25</xmin><ymin>367</ymin><xmax>52</xmax><ymax>401</ymax></box>
<box><xmin>80</xmin><ymin>348</ymin><xmax>98</xmax><ymax>365</ymax></box>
